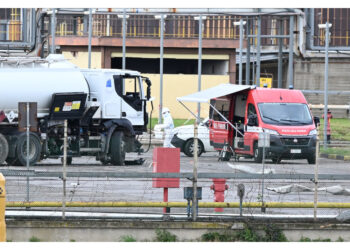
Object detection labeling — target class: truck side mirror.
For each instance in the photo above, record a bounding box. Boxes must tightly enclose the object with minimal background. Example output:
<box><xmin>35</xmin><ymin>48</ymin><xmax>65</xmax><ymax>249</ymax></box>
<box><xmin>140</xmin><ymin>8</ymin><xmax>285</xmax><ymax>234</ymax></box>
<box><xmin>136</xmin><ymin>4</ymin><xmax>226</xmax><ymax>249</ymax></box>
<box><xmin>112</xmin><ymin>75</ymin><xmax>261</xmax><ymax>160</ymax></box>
<box><xmin>247</xmin><ymin>114</ymin><xmax>258</xmax><ymax>126</ymax></box>
<box><xmin>313</xmin><ymin>116</ymin><xmax>320</xmax><ymax>127</ymax></box>
<box><xmin>145</xmin><ymin>78</ymin><xmax>152</xmax><ymax>100</ymax></box>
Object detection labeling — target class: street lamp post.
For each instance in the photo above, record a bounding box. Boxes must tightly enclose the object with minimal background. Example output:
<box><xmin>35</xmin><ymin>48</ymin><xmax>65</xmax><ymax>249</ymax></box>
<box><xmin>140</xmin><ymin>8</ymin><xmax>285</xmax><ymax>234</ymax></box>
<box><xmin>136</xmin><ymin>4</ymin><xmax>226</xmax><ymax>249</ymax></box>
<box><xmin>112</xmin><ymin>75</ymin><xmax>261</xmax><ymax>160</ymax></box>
<box><xmin>234</xmin><ymin>20</ymin><xmax>246</xmax><ymax>85</ymax></box>
<box><xmin>318</xmin><ymin>22</ymin><xmax>332</xmax><ymax>149</ymax></box>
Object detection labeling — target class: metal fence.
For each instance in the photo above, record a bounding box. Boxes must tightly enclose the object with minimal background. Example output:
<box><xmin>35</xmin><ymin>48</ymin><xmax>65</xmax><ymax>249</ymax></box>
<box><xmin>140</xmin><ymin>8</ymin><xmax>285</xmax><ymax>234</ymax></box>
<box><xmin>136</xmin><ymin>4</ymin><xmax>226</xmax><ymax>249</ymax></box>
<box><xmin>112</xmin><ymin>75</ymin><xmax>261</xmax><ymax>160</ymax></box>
<box><xmin>1</xmin><ymin>145</ymin><xmax>350</xmax><ymax>220</ymax></box>
<box><xmin>49</xmin><ymin>14</ymin><xmax>291</xmax><ymax>46</ymax></box>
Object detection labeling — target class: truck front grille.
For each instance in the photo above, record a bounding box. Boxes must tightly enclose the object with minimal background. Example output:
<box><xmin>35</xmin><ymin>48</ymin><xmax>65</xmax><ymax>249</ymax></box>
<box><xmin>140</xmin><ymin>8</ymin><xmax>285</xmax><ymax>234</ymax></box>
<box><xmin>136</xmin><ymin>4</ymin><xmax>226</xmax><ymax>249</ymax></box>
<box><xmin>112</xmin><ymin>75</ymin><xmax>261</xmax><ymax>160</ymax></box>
<box><xmin>281</xmin><ymin>137</ymin><xmax>310</xmax><ymax>146</ymax></box>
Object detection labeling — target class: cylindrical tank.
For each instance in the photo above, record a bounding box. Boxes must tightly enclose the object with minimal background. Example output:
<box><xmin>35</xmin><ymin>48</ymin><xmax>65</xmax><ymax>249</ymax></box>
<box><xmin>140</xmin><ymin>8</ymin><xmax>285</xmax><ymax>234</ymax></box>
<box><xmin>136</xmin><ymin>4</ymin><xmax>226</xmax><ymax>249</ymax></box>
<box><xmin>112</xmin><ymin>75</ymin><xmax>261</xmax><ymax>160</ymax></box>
<box><xmin>0</xmin><ymin>68</ymin><xmax>89</xmax><ymax>117</ymax></box>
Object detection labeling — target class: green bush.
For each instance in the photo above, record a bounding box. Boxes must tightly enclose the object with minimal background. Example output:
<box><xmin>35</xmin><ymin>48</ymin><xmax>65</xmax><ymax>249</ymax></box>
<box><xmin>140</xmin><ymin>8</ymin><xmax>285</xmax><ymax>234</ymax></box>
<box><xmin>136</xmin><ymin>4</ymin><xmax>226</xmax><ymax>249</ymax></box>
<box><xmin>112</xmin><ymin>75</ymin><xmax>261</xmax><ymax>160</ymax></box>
<box><xmin>201</xmin><ymin>231</ymin><xmax>235</xmax><ymax>242</ymax></box>
<box><xmin>120</xmin><ymin>235</ymin><xmax>137</xmax><ymax>242</ymax></box>
<box><xmin>29</xmin><ymin>236</ymin><xmax>41</xmax><ymax>242</ymax></box>
<box><xmin>201</xmin><ymin>224</ymin><xmax>288</xmax><ymax>242</ymax></box>
<box><xmin>155</xmin><ymin>229</ymin><xmax>177</xmax><ymax>242</ymax></box>
<box><xmin>263</xmin><ymin>224</ymin><xmax>288</xmax><ymax>242</ymax></box>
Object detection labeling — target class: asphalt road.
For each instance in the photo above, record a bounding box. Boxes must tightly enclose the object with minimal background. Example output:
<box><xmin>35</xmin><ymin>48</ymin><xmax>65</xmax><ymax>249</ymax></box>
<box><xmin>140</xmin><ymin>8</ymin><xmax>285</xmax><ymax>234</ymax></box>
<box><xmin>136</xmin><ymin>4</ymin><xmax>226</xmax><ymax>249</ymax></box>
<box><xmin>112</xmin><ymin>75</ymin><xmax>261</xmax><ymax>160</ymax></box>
<box><xmin>1</xmin><ymin>149</ymin><xmax>350</xmax><ymax>216</ymax></box>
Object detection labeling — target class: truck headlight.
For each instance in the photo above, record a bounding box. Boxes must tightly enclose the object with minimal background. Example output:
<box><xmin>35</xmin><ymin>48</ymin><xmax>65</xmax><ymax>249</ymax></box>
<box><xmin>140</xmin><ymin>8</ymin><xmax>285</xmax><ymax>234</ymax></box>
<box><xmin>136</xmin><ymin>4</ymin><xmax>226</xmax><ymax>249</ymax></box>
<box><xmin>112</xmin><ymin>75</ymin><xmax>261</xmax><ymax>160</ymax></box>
<box><xmin>308</xmin><ymin>129</ymin><xmax>317</xmax><ymax>136</ymax></box>
<box><xmin>263</xmin><ymin>128</ymin><xmax>279</xmax><ymax>135</ymax></box>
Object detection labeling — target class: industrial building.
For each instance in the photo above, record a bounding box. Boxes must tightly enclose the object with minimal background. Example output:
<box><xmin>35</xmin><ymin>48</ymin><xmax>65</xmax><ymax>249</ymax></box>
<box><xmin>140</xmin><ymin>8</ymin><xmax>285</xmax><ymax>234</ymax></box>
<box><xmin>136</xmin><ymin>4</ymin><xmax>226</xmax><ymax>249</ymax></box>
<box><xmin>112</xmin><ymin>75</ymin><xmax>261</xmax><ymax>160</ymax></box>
<box><xmin>1</xmin><ymin>8</ymin><xmax>349</xmax><ymax>118</ymax></box>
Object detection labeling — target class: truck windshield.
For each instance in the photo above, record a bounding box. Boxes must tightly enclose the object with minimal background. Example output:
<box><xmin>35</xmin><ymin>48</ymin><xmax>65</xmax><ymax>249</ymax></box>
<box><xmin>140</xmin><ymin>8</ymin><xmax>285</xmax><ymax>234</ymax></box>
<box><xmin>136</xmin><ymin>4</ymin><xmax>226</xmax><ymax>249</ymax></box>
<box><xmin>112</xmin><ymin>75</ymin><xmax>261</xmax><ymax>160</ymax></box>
<box><xmin>258</xmin><ymin>103</ymin><xmax>313</xmax><ymax>125</ymax></box>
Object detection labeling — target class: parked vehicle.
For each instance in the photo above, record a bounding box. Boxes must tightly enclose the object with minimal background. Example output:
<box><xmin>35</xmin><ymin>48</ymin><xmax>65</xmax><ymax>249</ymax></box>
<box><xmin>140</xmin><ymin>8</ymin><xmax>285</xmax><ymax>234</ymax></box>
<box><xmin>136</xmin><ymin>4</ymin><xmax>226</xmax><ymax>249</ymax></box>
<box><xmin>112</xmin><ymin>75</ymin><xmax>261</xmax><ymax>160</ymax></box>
<box><xmin>170</xmin><ymin>118</ymin><xmax>214</xmax><ymax>157</ymax></box>
<box><xmin>177</xmin><ymin>84</ymin><xmax>319</xmax><ymax>164</ymax></box>
<box><xmin>0</xmin><ymin>54</ymin><xmax>152</xmax><ymax>166</ymax></box>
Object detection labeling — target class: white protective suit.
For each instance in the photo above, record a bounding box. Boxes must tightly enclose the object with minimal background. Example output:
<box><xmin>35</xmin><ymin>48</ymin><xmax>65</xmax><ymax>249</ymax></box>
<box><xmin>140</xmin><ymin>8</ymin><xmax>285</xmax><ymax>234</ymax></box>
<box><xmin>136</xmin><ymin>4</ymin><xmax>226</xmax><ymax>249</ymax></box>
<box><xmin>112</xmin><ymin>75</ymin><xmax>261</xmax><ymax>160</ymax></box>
<box><xmin>156</xmin><ymin>107</ymin><xmax>174</xmax><ymax>147</ymax></box>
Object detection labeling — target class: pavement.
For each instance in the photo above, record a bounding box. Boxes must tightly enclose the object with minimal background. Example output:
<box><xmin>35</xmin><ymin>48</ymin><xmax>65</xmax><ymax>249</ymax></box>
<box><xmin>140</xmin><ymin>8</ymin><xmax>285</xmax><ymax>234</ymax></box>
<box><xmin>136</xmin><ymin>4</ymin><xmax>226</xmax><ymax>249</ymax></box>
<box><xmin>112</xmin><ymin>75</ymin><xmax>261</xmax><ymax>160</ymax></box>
<box><xmin>140</xmin><ymin>133</ymin><xmax>350</xmax><ymax>161</ymax></box>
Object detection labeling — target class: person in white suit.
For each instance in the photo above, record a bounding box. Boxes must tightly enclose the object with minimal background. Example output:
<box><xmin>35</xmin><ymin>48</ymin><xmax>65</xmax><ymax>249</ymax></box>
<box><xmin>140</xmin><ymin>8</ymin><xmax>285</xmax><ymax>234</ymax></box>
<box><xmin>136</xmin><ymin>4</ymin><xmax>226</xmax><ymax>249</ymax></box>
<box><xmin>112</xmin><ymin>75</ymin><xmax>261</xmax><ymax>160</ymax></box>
<box><xmin>155</xmin><ymin>107</ymin><xmax>174</xmax><ymax>147</ymax></box>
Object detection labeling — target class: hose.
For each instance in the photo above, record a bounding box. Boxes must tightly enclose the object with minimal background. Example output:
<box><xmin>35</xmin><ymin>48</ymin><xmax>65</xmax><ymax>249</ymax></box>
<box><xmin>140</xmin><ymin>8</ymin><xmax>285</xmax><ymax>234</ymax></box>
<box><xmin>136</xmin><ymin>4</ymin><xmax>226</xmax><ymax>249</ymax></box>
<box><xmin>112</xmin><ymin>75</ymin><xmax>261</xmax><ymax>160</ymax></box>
<box><xmin>143</xmin><ymin>101</ymin><xmax>154</xmax><ymax>153</ymax></box>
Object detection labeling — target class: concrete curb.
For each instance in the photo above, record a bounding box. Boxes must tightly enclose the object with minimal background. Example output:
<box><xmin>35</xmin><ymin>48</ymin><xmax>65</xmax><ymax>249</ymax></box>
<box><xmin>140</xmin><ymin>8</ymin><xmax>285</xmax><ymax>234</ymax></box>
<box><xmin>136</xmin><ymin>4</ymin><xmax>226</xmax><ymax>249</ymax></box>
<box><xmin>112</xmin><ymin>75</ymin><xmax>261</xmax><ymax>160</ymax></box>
<box><xmin>320</xmin><ymin>153</ymin><xmax>350</xmax><ymax>161</ymax></box>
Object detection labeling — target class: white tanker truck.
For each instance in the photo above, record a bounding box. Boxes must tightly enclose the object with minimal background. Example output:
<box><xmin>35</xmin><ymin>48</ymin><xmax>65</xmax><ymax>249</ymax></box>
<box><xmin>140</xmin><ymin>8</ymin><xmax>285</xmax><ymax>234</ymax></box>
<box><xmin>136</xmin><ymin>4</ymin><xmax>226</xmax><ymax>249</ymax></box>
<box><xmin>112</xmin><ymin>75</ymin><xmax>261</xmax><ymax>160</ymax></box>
<box><xmin>0</xmin><ymin>54</ymin><xmax>152</xmax><ymax>166</ymax></box>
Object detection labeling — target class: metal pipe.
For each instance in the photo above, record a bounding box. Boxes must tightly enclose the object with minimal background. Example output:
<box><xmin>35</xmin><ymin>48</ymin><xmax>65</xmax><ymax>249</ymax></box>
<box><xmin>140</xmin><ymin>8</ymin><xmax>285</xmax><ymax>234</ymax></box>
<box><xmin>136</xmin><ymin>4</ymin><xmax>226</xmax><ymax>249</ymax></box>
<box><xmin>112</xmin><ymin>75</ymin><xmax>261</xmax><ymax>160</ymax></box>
<box><xmin>323</xmin><ymin>22</ymin><xmax>330</xmax><ymax>149</ymax></box>
<box><xmin>62</xmin><ymin>119</ymin><xmax>67</xmax><ymax>220</ymax></box>
<box><xmin>256</xmin><ymin>16</ymin><xmax>261</xmax><ymax>85</ymax></box>
<box><xmin>50</xmin><ymin>8</ymin><xmax>56</xmax><ymax>54</ymax></box>
<box><xmin>247</xmin><ymin>34</ymin><xmax>290</xmax><ymax>38</ymax></box>
<box><xmin>6</xmin><ymin>201</ymin><xmax>350</xmax><ymax>208</ymax></box>
<box><xmin>158</xmin><ymin>14</ymin><xmax>164</xmax><ymax>124</ymax></box>
<box><xmin>26</xmin><ymin>103</ymin><xmax>30</xmax><ymax>203</ymax></box>
<box><xmin>278</xmin><ymin>19</ymin><xmax>283</xmax><ymax>88</ymax></box>
<box><xmin>4</xmin><ymin>169</ymin><xmax>350</xmax><ymax>180</ymax></box>
<box><xmin>49</xmin><ymin>8</ymin><xmax>300</xmax><ymax>16</ymax></box>
<box><xmin>88</xmin><ymin>8</ymin><xmax>92</xmax><ymax>69</ymax></box>
<box><xmin>122</xmin><ymin>8</ymin><xmax>126</xmax><ymax>70</ymax></box>
<box><xmin>288</xmin><ymin>15</ymin><xmax>294</xmax><ymax>88</ymax></box>
<box><xmin>245</xmin><ymin>19</ymin><xmax>250</xmax><ymax>85</ymax></box>
<box><xmin>197</xmin><ymin>15</ymin><xmax>203</xmax><ymax>121</ymax></box>
<box><xmin>193</xmin><ymin>121</ymin><xmax>198</xmax><ymax>221</ymax></box>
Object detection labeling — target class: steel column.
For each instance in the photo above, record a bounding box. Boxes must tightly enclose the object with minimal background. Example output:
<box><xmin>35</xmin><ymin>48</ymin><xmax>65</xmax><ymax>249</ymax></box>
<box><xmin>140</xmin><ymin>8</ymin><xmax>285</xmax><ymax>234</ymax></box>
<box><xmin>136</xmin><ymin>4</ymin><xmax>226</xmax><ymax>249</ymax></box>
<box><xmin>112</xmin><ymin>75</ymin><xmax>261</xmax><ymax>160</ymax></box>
<box><xmin>197</xmin><ymin>15</ymin><xmax>203</xmax><ymax>121</ymax></box>
<box><xmin>256</xmin><ymin>16</ymin><xmax>261</xmax><ymax>85</ymax></box>
<box><xmin>245</xmin><ymin>19</ymin><xmax>250</xmax><ymax>85</ymax></box>
<box><xmin>158</xmin><ymin>14</ymin><xmax>165</xmax><ymax>124</ymax></box>
<box><xmin>288</xmin><ymin>15</ymin><xmax>294</xmax><ymax>88</ymax></box>
<box><xmin>323</xmin><ymin>22</ymin><xmax>330</xmax><ymax>149</ymax></box>
<box><xmin>122</xmin><ymin>9</ymin><xmax>127</xmax><ymax>70</ymax></box>
<box><xmin>238</xmin><ymin>19</ymin><xmax>244</xmax><ymax>85</ymax></box>
<box><xmin>88</xmin><ymin>9</ymin><xmax>92</xmax><ymax>69</ymax></box>
<box><xmin>50</xmin><ymin>8</ymin><xmax>56</xmax><ymax>54</ymax></box>
<box><xmin>278</xmin><ymin>19</ymin><xmax>283</xmax><ymax>88</ymax></box>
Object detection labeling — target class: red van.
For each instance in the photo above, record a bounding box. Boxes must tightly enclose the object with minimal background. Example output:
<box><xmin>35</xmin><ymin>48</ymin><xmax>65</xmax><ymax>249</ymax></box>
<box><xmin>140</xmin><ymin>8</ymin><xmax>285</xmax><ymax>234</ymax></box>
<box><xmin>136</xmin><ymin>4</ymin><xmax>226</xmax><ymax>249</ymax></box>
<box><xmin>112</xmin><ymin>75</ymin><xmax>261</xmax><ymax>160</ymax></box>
<box><xmin>207</xmin><ymin>86</ymin><xmax>318</xmax><ymax>164</ymax></box>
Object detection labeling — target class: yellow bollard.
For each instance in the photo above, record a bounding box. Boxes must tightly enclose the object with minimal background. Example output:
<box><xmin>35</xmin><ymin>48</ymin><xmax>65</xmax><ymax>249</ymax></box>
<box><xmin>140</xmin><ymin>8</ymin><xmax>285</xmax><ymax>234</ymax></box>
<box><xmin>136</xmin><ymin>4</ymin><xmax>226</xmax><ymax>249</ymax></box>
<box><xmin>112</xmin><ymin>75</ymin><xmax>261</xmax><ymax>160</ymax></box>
<box><xmin>0</xmin><ymin>173</ymin><xmax>6</xmax><ymax>242</ymax></box>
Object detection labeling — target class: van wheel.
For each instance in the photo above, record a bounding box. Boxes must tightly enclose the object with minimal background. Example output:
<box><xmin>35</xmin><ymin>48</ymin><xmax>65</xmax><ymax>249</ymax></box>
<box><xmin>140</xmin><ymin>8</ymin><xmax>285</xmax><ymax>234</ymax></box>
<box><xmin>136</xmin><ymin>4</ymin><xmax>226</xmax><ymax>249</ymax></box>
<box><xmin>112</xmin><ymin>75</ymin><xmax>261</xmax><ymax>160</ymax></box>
<box><xmin>253</xmin><ymin>142</ymin><xmax>263</xmax><ymax>163</ymax></box>
<box><xmin>110</xmin><ymin>131</ymin><xmax>125</xmax><ymax>166</ymax></box>
<box><xmin>0</xmin><ymin>133</ymin><xmax>9</xmax><ymax>165</ymax></box>
<box><xmin>307</xmin><ymin>153</ymin><xmax>316</xmax><ymax>164</ymax></box>
<box><xmin>183</xmin><ymin>139</ymin><xmax>204</xmax><ymax>157</ymax></box>
<box><xmin>15</xmin><ymin>133</ymin><xmax>42</xmax><ymax>166</ymax></box>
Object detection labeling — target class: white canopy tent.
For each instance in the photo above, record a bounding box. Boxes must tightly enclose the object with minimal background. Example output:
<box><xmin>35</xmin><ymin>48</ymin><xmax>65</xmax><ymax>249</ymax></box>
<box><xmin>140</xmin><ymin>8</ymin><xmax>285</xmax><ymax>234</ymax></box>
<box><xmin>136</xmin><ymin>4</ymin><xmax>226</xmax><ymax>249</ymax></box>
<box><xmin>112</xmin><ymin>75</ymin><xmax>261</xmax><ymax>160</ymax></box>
<box><xmin>177</xmin><ymin>83</ymin><xmax>253</xmax><ymax>137</ymax></box>
<box><xmin>177</xmin><ymin>83</ymin><xmax>252</xmax><ymax>104</ymax></box>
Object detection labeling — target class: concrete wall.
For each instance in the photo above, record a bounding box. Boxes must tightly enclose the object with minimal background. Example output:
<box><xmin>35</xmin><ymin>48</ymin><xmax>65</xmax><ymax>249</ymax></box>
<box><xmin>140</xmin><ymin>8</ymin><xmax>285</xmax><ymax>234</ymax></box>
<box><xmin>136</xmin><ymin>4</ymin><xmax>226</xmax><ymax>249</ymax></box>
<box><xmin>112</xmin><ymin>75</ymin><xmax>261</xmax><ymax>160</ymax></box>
<box><xmin>294</xmin><ymin>57</ymin><xmax>350</xmax><ymax>118</ymax></box>
<box><xmin>62</xmin><ymin>51</ymin><xmax>102</xmax><ymax>69</ymax></box>
<box><xmin>143</xmin><ymin>74</ymin><xmax>230</xmax><ymax>119</ymax></box>
<box><xmin>6</xmin><ymin>219</ymin><xmax>350</xmax><ymax>242</ymax></box>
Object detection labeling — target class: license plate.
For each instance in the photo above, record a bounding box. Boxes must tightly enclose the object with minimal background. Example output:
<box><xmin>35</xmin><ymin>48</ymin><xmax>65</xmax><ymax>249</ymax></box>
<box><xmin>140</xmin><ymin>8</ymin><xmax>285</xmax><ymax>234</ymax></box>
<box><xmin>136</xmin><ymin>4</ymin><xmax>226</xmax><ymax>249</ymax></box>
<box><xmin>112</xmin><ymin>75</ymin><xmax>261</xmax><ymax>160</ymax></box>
<box><xmin>291</xmin><ymin>149</ymin><xmax>301</xmax><ymax>154</ymax></box>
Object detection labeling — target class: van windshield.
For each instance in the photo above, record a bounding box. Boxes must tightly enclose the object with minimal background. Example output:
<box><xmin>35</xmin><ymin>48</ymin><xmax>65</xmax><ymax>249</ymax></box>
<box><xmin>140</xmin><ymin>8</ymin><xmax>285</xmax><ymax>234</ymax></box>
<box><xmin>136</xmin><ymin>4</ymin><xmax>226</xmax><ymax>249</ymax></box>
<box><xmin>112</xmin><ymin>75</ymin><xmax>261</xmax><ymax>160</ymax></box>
<box><xmin>258</xmin><ymin>103</ymin><xmax>313</xmax><ymax>125</ymax></box>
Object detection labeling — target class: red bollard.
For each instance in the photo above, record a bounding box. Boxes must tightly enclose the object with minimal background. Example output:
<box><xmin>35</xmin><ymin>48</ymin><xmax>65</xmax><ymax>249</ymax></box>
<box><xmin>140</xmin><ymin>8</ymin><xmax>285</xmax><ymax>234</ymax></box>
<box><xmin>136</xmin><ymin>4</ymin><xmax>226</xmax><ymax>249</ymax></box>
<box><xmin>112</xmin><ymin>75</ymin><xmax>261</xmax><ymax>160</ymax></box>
<box><xmin>210</xmin><ymin>179</ymin><xmax>228</xmax><ymax>212</ymax></box>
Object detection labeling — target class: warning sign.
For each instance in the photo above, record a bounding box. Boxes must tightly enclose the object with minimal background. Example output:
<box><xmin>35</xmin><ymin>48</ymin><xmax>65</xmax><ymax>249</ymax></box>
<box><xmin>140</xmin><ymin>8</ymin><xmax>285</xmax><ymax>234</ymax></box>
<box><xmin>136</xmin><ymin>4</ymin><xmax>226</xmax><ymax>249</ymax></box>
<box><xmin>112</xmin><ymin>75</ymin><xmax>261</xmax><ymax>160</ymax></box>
<box><xmin>259</xmin><ymin>78</ymin><xmax>272</xmax><ymax>88</ymax></box>
<box><xmin>62</xmin><ymin>102</ymin><xmax>72</xmax><ymax>111</ymax></box>
<box><xmin>72</xmin><ymin>101</ymin><xmax>81</xmax><ymax>110</ymax></box>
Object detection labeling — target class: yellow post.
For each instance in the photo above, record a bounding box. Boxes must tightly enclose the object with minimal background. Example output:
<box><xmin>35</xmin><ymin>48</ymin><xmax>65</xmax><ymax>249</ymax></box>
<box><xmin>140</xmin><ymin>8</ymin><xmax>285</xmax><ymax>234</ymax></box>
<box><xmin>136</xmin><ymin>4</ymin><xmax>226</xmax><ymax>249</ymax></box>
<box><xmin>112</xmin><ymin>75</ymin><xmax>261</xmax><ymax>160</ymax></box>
<box><xmin>0</xmin><ymin>173</ymin><xmax>6</xmax><ymax>242</ymax></box>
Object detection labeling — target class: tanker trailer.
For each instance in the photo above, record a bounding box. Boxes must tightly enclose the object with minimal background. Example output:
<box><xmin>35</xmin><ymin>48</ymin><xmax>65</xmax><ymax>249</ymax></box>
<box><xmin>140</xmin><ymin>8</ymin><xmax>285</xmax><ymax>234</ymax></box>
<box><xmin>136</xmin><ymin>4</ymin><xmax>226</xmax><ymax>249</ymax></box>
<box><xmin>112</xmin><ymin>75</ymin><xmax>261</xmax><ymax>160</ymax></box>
<box><xmin>0</xmin><ymin>55</ymin><xmax>152</xmax><ymax>166</ymax></box>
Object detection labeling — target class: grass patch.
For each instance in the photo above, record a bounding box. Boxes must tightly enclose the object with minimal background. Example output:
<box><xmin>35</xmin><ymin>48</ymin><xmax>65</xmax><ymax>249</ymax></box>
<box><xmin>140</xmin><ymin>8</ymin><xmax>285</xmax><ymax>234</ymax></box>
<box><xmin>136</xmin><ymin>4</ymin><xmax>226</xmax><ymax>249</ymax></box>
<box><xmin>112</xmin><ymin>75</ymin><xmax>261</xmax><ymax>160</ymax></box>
<box><xmin>320</xmin><ymin>147</ymin><xmax>350</xmax><ymax>156</ymax></box>
<box><xmin>149</xmin><ymin>118</ymin><xmax>195</xmax><ymax>130</ymax></box>
<box><xmin>300</xmin><ymin>236</ymin><xmax>331</xmax><ymax>242</ymax></box>
<box><xmin>318</xmin><ymin>118</ymin><xmax>350</xmax><ymax>141</ymax></box>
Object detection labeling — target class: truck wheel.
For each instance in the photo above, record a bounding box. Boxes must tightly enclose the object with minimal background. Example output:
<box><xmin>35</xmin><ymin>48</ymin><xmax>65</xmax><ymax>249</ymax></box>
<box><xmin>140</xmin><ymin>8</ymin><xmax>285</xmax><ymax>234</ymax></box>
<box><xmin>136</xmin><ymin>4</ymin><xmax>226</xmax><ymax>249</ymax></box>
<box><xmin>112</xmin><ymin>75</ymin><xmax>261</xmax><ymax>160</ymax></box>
<box><xmin>110</xmin><ymin>131</ymin><xmax>126</xmax><ymax>166</ymax></box>
<box><xmin>307</xmin><ymin>153</ymin><xmax>316</xmax><ymax>164</ymax></box>
<box><xmin>271</xmin><ymin>157</ymin><xmax>281</xmax><ymax>164</ymax></box>
<box><xmin>253</xmin><ymin>142</ymin><xmax>263</xmax><ymax>163</ymax></box>
<box><xmin>15</xmin><ymin>133</ymin><xmax>42</xmax><ymax>166</ymax></box>
<box><xmin>183</xmin><ymin>139</ymin><xmax>204</xmax><ymax>157</ymax></box>
<box><xmin>0</xmin><ymin>133</ymin><xmax>9</xmax><ymax>165</ymax></box>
